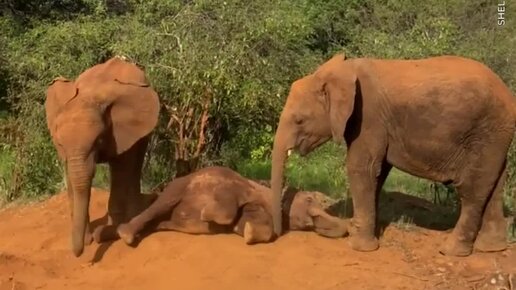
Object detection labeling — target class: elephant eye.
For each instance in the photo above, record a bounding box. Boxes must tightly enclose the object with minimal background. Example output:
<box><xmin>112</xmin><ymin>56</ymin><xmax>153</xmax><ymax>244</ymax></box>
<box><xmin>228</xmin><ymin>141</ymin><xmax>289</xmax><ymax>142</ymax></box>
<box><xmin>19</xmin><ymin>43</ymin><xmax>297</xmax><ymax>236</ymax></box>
<box><xmin>294</xmin><ymin>115</ymin><xmax>304</xmax><ymax>125</ymax></box>
<box><xmin>306</xmin><ymin>196</ymin><xmax>313</xmax><ymax>203</ymax></box>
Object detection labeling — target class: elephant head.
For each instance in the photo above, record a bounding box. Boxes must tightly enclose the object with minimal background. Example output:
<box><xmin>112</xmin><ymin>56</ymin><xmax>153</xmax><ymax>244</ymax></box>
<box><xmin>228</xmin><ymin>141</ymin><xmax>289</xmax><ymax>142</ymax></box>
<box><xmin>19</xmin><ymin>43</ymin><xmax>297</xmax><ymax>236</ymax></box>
<box><xmin>271</xmin><ymin>53</ymin><xmax>357</xmax><ymax>235</ymax></box>
<box><xmin>44</xmin><ymin>62</ymin><xmax>159</xmax><ymax>256</ymax></box>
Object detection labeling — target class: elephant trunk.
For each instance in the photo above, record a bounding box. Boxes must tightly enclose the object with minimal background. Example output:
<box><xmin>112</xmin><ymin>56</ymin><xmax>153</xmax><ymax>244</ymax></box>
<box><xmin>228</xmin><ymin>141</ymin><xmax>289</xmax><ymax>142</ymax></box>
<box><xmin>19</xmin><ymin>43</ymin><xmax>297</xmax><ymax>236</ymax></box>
<box><xmin>270</xmin><ymin>125</ymin><xmax>292</xmax><ymax>236</ymax></box>
<box><xmin>318</xmin><ymin>216</ymin><xmax>350</xmax><ymax>238</ymax></box>
<box><xmin>309</xmin><ymin>206</ymin><xmax>350</xmax><ymax>238</ymax></box>
<box><xmin>66</xmin><ymin>153</ymin><xmax>95</xmax><ymax>257</ymax></box>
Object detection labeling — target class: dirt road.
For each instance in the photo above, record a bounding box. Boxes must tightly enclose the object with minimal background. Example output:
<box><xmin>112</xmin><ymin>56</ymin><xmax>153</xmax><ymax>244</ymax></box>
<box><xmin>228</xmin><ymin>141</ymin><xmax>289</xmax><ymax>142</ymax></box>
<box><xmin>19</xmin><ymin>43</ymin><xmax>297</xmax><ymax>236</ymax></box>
<box><xmin>0</xmin><ymin>189</ymin><xmax>514</xmax><ymax>290</ymax></box>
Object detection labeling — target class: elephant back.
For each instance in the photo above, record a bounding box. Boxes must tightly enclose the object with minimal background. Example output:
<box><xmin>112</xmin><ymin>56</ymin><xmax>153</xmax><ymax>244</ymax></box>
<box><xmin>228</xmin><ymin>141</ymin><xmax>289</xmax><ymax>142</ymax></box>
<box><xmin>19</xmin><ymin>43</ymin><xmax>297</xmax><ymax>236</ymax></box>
<box><xmin>75</xmin><ymin>56</ymin><xmax>149</xmax><ymax>88</ymax></box>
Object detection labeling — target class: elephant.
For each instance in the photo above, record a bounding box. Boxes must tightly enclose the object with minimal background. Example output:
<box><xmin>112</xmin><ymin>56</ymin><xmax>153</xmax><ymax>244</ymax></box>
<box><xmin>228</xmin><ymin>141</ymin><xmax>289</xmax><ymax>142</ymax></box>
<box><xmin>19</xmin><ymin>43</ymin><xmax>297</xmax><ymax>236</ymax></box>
<box><xmin>44</xmin><ymin>56</ymin><xmax>160</xmax><ymax>257</ymax></box>
<box><xmin>270</xmin><ymin>53</ymin><xmax>516</xmax><ymax>257</ymax></box>
<box><xmin>116</xmin><ymin>166</ymin><xmax>349</xmax><ymax>245</ymax></box>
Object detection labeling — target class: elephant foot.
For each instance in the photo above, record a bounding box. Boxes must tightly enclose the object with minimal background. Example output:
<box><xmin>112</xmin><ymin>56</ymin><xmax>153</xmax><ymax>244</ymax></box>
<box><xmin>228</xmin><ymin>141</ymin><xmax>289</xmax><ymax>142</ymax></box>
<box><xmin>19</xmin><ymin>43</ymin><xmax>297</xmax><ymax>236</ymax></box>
<box><xmin>117</xmin><ymin>224</ymin><xmax>136</xmax><ymax>245</ymax></box>
<box><xmin>474</xmin><ymin>232</ymin><xmax>507</xmax><ymax>253</ymax></box>
<box><xmin>243</xmin><ymin>222</ymin><xmax>256</xmax><ymax>244</ymax></box>
<box><xmin>199</xmin><ymin>207</ymin><xmax>211</xmax><ymax>222</ymax></box>
<box><xmin>243</xmin><ymin>222</ymin><xmax>273</xmax><ymax>245</ymax></box>
<box><xmin>347</xmin><ymin>220</ymin><xmax>378</xmax><ymax>251</ymax></box>
<box><xmin>439</xmin><ymin>235</ymin><xmax>473</xmax><ymax>257</ymax></box>
<box><xmin>348</xmin><ymin>235</ymin><xmax>379</xmax><ymax>252</ymax></box>
<box><xmin>93</xmin><ymin>225</ymin><xmax>120</xmax><ymax>243</ymax></box>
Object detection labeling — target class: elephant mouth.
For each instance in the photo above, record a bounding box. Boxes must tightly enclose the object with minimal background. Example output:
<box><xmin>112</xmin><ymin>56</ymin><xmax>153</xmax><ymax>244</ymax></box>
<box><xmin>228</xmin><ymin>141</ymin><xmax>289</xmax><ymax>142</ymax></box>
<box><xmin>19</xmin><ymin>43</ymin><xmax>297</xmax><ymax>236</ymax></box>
<box><xmin>295</xmin><ymin>136</ymin><xmax>329</xmax><ymax>156</ymax></box>
<box><xmin>294</xmin><ymin>137</ymin><xmax>312</xmax><ymax>156</ymax></box>
<box><xmin>298</xmin><ymin>147</ymin><xmax>310</xmax><ymax>157</ymax></box>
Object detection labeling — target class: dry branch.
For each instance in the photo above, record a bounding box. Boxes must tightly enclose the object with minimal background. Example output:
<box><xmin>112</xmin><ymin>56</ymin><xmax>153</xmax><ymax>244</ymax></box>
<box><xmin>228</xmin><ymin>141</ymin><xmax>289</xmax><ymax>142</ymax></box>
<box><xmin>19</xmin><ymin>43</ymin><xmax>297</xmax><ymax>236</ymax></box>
<box><xmin>165</xmin><ymin>87</ymin><xmax>213</xmax><ymax>174</ymax></box>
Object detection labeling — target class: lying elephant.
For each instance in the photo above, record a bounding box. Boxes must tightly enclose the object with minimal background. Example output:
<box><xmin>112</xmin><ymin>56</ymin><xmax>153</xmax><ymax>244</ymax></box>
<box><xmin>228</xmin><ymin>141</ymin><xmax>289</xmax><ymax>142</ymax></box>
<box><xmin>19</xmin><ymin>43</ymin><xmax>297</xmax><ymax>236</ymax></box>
<box><xmin>117</xmin><ymin>166</ymin><xmax>348</xmax><ymax>245</ymax></box>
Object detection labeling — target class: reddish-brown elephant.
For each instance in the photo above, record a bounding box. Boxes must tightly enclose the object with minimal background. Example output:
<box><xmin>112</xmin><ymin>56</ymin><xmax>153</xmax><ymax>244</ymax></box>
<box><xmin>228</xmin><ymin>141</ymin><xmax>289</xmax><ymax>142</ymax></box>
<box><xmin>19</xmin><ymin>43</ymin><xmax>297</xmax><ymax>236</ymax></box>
<box><xmin>115</xmin><ymin>166</ymin><xmax>349</xmax><ymax>245</ymax></box>
<box><xmin>45</xmin><ymin>56</ymin><xmax>160</xmax><ymax>257</ymax></box>
<box><xmin>270</xmin><ymin>53</ymin><xmax>516</xmax><ymax>256</ymax></box>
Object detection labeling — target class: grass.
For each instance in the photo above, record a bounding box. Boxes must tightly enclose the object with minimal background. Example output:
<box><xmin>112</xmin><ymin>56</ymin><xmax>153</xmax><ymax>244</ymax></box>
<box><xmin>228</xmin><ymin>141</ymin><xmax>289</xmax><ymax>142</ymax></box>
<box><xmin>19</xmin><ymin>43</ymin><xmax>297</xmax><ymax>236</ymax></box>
<box><xmin>0</xmin><ymin>144</ymin><xmax>56</xmax><ymax>206</ymax></box>
<box><xmin>236</xmin><ymin>143</ymin><xmax>348</xmax><ymax>199</ymax></box>
<box><xmin>93</xmin><ymin>164</ymin><xmax>110</xmax><ymax>189</ymax></box>
<box><xmin>0</xmin><ymin>145</ymin><xmax>16</xmax><ymax>204</ymax></box>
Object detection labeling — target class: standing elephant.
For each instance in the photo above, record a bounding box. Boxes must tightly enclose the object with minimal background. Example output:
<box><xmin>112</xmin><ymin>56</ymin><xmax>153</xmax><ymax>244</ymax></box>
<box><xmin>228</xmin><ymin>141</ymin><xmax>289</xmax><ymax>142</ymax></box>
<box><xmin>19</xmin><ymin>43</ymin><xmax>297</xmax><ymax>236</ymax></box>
<box><xmin>45</xmin><ymin>56</ymin><xmax>160</xmax><ymax>257</ymax></box>
<box><xmin>270</xmin><ymin>53</ymin><xmax>516</xmax><ymax>256</ymax></box>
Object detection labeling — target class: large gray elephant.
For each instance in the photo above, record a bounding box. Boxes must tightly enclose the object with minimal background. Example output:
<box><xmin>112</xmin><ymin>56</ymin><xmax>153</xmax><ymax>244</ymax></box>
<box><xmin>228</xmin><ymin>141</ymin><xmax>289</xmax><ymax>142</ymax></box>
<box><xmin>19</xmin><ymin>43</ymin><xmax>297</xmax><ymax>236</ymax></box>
<box><xmin>270</xmin><ymin>53</ymin><xmax>516</xmax><ymax>256</ymax></box>
<box><xmin>45</xmin><ymin>56</ymin><xmax>160</xmax><ymax>257</ymax></box>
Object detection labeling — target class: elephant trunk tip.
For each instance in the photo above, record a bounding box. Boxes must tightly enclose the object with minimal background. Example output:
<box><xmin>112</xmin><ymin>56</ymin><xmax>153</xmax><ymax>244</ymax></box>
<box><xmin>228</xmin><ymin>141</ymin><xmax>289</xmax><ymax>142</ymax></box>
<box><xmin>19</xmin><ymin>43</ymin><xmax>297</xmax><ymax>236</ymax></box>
<box><xmin>72</xmin><ymin>240</ymin><xmax>84</xmax><ymax>257</ymax></box>
<box><xmin>72</xmin><ymin>222</ymin><xmax>86</xmax><ymax>257</ymax></box>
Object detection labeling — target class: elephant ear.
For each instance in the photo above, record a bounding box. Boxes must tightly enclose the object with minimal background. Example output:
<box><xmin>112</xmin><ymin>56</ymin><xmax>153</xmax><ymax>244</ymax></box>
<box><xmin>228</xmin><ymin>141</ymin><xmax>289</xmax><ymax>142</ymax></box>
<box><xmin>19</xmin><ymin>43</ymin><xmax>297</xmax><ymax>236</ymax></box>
<box><xmin>96</xmin><ymin>79</ymin><xmax>160</xmax><ymax>155</ymax></box>
<box><xmin>45</xmin><ymin>77</ymin><xmax>78</xmax><ymax>160</ymax></box>
<box><xmin>318</xmin><ymin>61</ymin><xmax>357</xmax><ymax>144</ymax></box>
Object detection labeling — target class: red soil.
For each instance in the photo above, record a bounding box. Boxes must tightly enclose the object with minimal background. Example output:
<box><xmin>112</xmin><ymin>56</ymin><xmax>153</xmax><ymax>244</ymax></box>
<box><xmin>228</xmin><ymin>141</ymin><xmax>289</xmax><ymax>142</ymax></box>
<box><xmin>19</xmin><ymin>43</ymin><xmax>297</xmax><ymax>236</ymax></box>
<box><xmin>0</xmin><ymin>188</ymin><xmax>514</xmax><ymax>290</ymax></box>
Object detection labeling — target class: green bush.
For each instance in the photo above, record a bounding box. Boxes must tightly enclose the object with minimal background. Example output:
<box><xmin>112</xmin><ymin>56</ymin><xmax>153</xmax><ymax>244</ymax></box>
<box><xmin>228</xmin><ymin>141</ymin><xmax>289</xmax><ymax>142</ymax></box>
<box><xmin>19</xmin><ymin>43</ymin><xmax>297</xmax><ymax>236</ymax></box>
<box><xmin>234</xmin><ymin>143</ymin><xmax>348</xmax><ymax>199</ymax></box>
<box><xmin>0</xmin><ymin>0</ymin><xmax>514</xmax><ymax>236</ymax></box>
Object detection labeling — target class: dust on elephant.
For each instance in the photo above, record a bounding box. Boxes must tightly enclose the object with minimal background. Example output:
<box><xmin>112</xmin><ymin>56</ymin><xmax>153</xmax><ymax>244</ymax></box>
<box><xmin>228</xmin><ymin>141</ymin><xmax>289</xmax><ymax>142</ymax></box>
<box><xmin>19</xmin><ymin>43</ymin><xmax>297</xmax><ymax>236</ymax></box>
<box><xmin>270</xmin><ymin>53</ymin><xmax>516</xmax><ymax>256</ymax></box>
<box><xmin>116</xmin><ymin>166</ymin><xmax>349</xmax><ymax>245</ymax></box>
<box><xmin>45</xmin><ymin>56</ymin><xmax>160</xmax><ymax>257</ymax></box>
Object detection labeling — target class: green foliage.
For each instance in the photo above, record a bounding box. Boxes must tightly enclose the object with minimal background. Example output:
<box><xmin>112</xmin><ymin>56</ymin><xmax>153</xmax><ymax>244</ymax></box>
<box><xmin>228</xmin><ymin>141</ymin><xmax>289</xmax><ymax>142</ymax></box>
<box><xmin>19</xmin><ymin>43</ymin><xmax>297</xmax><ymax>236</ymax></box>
<box><xmin>0</xmin><ymin>13</ymin><xmax>121</xmax><ymax>201</ymax></box>
<box><xmin>0</xmin><ymin>143</ymin><xmax>16</xmax><ymax>201</ymax></box>
<box><xmin>219</xmin><ymin>125</ymin><xmax>274</xmax><ymax>167</ymax></box>
<box><xmin>235</xmin><ymin>143</ymin><xmax>348</xmax><ymax>199</ymax></box>
<box><xmin>0</xmin><ymin>0</ymin><xmax>515</xmax><ymax>237</ymax></box>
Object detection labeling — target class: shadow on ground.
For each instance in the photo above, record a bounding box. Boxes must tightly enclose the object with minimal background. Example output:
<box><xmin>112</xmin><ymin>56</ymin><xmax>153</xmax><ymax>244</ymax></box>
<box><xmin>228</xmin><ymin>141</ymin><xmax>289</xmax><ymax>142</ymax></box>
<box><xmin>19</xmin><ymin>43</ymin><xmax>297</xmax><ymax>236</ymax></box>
<box><xmin>327</xmin><ymin>190</ymin><xmax>516</xmax><ymax>239</ymax></box>
<box><xmin>326</xmin><ymin>190</ymin><xmax>459</xmax><ymax>236</ymax></box>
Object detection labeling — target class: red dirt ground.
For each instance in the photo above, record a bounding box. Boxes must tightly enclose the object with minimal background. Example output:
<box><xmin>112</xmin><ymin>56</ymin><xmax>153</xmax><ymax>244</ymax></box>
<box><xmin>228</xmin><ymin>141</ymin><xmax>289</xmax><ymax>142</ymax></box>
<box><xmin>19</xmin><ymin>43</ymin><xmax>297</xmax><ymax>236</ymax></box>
<box><xmin>0</xmin><ymin>188</ymin><xmax>515</xmax><ymax>290</ymax></box>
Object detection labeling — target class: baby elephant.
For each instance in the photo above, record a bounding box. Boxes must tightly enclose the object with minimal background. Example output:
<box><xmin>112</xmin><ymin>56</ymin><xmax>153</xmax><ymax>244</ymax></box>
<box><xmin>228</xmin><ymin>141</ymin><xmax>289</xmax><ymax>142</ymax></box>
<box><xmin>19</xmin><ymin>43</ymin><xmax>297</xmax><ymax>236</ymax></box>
<box><xmin>117</xmin><ymin>166</ymin><xmax>348</xmax><ymax>245</ymax></box>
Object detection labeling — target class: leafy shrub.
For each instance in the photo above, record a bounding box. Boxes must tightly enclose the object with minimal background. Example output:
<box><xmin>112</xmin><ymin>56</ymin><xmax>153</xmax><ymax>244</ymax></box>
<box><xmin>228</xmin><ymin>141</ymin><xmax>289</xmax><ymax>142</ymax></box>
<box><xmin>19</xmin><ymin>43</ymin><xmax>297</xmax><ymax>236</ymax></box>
<box><xmin>0</xmin><ymin>0</ymin><xmax>514</xmax><ymax>221</ymax></box>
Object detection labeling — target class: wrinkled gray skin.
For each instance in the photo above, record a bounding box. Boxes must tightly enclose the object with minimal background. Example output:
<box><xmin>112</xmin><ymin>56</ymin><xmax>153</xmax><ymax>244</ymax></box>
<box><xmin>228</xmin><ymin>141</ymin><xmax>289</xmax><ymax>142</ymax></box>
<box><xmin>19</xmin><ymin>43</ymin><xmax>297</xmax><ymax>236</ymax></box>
<box><xmin>115</xmin><ymin>166</ymin><xmax>349</xmax><ymax>245</ymax></box>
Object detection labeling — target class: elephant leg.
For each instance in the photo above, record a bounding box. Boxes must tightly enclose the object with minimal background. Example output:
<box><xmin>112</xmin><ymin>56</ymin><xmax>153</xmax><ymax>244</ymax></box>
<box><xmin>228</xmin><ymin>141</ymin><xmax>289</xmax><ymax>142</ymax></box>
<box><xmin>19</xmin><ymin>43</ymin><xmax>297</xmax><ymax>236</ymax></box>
<box><xmin>242</xmin><ymin>222</ymin><xmax>274</xmax><ymax>244</ymax></box>
<box><xmin>200</xmin><ymin>196</ymin><xmax>239</xmax><ymax>225</ymax></box>
<box><xmin>234</xmin><ymin>203</ymin><xmax>274</xmax><ymax>244</ymax></box>
<box><xmin>310</xmin><ymin>207</ymin><xmax>350</xmax><ymax>238</ymax></box>
<box><xmin>106</xmin><ymin>162</ymin><xmax>127</xmax><ymax>226</ymax></box>
<box><xmin>91</xmin><ymin>162</ymin><xmax>126</xmax><ymax>243</ymax></box>
<box><xmin>65</xmin><ymin>173</ymin><xmax>93</xmax><ymax>245</ymax></box>
<box><xmin>200</xmin><ymin>203</ymin><xmax>238</xmax><ymax>225</ymax></box>
<box><xmin>313</xmin><ymin>218</ymin><xmax>350</xmax><ymax>238</ymax></box>
<box><xmin>346</xmin><ymin>151</ymin><xmax>387</xmax><ymax>252</ymax></box>
<box><xmin>156</xmin><ymin>220</ymin><xmax>217</xmax><ymax>235</ymax></box>
<box><xmin>92</xmin><ymin>162</ymin><xmax>131</xmax><ymax>243</ymax></box>
<box><xmin>234</xmin><ymin>217</ymin><xmax>274</xmax><ymax>244</ymax></box>
<box><xmin>474</xmin><ymin>161</ymin><xmax>508</xmax><ymax>253</ymax></box>
<box><xmin>375</xmin><ymin>162</ymin><xmax>392</xmax><ymax>212</ymax></box>
<box><xmin>117</xmin><ymin>189</ymin><xmax>181</xmax><ymax>245</ymax></box>
<box><xmin>440</xmin><ymin>156</ymin><xmax>505</xmax><ymax>257</ymax></box>
<box><xmin>155</xmin><ymin>221</ymin><xmax>180</xmax><ymax>231</ymax></box>
<box><xmin>94</xmin><ymin>138</ymin><xmax>149</xmax><ymax>243</ymax></box>
<box><xmin>124</xmin><ymin>137</ymin><xmax>149</xmax><ymax>220</ymax></box>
